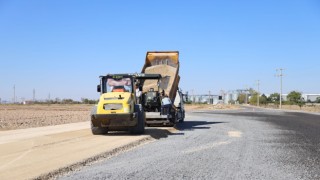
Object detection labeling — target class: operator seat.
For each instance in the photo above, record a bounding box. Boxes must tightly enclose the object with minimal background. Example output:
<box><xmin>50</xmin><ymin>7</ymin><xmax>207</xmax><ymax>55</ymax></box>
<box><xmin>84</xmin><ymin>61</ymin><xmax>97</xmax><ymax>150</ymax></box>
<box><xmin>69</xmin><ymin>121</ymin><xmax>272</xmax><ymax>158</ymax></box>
<box><xmin>112</xmin><ymin>86</ymin><xmax>126</xmax><ymax>92</ymax></box>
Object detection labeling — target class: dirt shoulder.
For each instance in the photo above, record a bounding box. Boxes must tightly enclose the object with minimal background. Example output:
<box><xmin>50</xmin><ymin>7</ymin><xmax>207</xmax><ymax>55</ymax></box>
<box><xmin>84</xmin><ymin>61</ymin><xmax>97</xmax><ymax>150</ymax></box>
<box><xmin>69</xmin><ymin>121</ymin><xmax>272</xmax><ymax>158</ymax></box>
<box><xmin>0</xmin><ymin>122</ymin><xmax>157</xmax><ymax>180</ymax></box>
<box><xmin>184</xmin><ymin>104</ymin><xmax>240</xmax><ymax>111</ymax></box>
<box><xmin>0</xmin><ymin>104</ymin><xmax>93</xmax><ymax>131</ymax></box>
<box><xmin>254</xmin><ymin>104</ymin><xmax>320</xmax><ymax>113</ymax></box>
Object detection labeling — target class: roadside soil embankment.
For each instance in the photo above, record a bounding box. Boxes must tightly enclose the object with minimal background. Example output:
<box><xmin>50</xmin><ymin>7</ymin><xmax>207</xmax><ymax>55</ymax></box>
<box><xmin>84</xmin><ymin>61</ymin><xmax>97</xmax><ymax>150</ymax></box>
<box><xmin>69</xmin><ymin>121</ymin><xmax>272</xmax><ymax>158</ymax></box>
<box><xmin>0</xmin><ymin>122</ymin><xmax>156</xmax><ymax>180</ymax></box>
<box><xmin>257</xmin><ymin>104</ymin><xmax>320</xmax><ymax>113</ymax></box>
<box><xmin>184</xmin><ymin>104</ymin><xmax>240</xmax><ymax>111</ymax></box>
<box><xmin>0</xmin><ymin>104</ymin><xmax>92</xmax><ymax>130</ymax></box>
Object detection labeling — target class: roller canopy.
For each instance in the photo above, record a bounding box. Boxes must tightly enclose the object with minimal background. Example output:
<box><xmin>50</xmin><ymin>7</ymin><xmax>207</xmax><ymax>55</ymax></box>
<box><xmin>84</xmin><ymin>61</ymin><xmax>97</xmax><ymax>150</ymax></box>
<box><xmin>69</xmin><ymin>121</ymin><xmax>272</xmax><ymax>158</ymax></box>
<box><xmin>134</xmin><ymin>74</ymin><xmax>162</xmax><ymax>80</ymax></box>
<box><xmin>99</xmin><ymin>73</ymin><xmax>161</xmax><ymax>79</ymax></box>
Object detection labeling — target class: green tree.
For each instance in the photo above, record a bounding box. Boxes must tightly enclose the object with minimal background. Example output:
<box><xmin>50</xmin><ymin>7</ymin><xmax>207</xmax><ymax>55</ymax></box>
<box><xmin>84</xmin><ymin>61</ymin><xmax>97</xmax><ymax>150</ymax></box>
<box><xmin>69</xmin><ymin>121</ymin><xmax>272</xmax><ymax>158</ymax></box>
<box><xmin>81</xmin><ymin>98</ymin><xmax>98</xmax><ymax>104</ymax></box>
<box><xmin>249</xmin><ymin>93</ymin><xmax>258</xmax><ymax>105</ymax></box>
<box><xmin>237</xmin><ymin>93</ymin><xmax>247</xmax><ymax>104</ymax></box>
<box><xmin>287</xmin><ymin>91</ymin><xmax>302</xmax><ymax>104</ymax></box>
<box><xmin>250</xmin><ymin>93</ymin><xmax>267</xmax><ymax>106</ymax></box>
<box><xmin>268</xmin><ymin>93</ymin><xmax>280</xmax><ymax>103</ymax></box>
<box><xmin>260</xmin><ymin>94</ymin><xmax>268</xmax><ymax>105</ymax></box>
<box><xmin>316</xmin><ymin>97</ymin><xmax>320</xmax><ymax>103</ymax></box>
<box><xmin>297</xmin><ymin>98</ymin><xmax>305</xmax><ymax>109</ymax></box>
<box><xmin>287</xmin><ymin>91</ymin><xmax>305</xmax><ymax>109</ymax></box>
<box><xmin>62</xmin><ymin>99</ymin><xmax>75</xmax><ymax>104</ymax></box>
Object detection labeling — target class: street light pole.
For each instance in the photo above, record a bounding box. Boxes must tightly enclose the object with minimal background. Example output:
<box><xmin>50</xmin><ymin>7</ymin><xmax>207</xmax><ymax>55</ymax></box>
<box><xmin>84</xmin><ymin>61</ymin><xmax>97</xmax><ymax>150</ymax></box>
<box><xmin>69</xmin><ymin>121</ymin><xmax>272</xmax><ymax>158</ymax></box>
<box><xmin>280</xmin><ymin>73</ymin><xmax>282</xmax><ymax>109</ymax></box>
<box><xmin>257</xmin><ymin>80</ymin><xmax>260</xmax><ymax>107</ymax></box>
<box><xmin>191</xmin><ymin>89</ymin><xmax>194</xmax><ymax>103</ymax></box>
<box><xmin>276</xmin><ymin>68</ymin><xmax>284</xmax><ymax>109</ymax></box>
<box><xmin>13</xmin><ymin>85</ymin><xmax>15</xmax><ymax>104</ymax></box>
<box><xmin>245</xmin><ymin>85</ymin><xmax>248</xmax><ymax>104</ymax></box>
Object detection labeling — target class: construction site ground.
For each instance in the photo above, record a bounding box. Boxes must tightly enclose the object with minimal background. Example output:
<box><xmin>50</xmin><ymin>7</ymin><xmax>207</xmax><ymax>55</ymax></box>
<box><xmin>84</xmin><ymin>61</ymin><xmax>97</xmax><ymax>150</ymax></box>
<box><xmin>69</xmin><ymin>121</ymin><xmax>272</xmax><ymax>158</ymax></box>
<box><xmin>0</xmin><ymin>104</ymin><xmax>240</xmax><ymax>179</ymax></box>
<box><xmin>0</xmin><ymin>104</ymin><xmax>318</xmax><ymax>179</ymax></box>
<box><xmin>0</xmin><ymin>104</ymin><xmax>238</xmax><ymax>131</ymax></box>
<box><xmin>0</xmin><ymin>121</ymin><xmax>177</xmax><ymax>180</ymax></box>
<box><xmin>0</xmin><ymin>104</ymin><xmax>91</xmax><ymax>131</ymax></box>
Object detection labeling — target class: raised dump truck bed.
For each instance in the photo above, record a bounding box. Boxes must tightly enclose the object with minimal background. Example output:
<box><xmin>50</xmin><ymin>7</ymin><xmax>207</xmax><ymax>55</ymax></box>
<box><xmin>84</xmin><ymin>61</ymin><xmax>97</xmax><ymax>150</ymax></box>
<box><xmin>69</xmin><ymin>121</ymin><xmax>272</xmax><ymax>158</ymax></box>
<box><xmin>142</xmin><ymin>51</ymin><xmax>180</xmax><ymax>102</ymax></box>
<box><xmin>140</xmin><ymin>51</ymin><xmax>185</xmax><ymax>125</ymax></box>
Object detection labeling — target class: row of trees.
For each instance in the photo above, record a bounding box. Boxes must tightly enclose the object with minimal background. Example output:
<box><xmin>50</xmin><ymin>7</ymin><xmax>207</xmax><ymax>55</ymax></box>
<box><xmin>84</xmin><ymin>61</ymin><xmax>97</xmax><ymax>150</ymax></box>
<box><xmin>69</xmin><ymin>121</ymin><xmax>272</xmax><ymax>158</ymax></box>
<box><xmin>27</xmin><ymin>98</ymin><xmax>98</xmax><ymax>104</ymax></box>
<box><xmin>238</xmin><ymin>90</ymin><xmax>320</xmax><ymax>106</ymax></box>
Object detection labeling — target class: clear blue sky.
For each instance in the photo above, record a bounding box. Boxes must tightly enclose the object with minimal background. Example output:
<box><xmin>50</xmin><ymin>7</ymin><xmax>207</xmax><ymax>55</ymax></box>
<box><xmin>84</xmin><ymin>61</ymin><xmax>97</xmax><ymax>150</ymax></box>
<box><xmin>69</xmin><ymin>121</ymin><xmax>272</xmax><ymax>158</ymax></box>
<box><xmin>1</xmin><ymin>0</ymin><xmax>320</xmax><ymax>101</ymax></box>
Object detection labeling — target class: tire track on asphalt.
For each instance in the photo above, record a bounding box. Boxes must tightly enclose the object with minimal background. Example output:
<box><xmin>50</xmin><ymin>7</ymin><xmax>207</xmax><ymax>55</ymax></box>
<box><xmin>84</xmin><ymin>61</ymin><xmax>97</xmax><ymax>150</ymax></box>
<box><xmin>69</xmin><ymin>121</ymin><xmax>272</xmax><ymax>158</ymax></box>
<box><xmin>182</xmin><ymin>130</ymin><xmax>243</xmax><ymax>154</ymax></box>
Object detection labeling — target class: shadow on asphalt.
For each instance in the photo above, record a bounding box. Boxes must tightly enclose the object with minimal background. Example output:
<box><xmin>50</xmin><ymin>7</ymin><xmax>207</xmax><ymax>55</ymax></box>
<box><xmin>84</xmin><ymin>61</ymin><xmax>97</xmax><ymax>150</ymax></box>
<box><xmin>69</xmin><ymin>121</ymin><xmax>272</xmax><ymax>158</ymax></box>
<box><xmin>99</xmin><ymin>128</ymin><xmax>184</xmax><ymax>140</ymax></box>
<box><xmin>175</xmin><ymin>121</ymin><xmax>224</xmax><ymax>131</ymax></box>
<box><xmin>97</xmin><ymin>121</ymin><xmax>225</xmax><ymax>139</ymax></box>
<box><xmin>145</xmin><ymin>128</ymin><xmax>184</xmax><ymax>140</ymax></box>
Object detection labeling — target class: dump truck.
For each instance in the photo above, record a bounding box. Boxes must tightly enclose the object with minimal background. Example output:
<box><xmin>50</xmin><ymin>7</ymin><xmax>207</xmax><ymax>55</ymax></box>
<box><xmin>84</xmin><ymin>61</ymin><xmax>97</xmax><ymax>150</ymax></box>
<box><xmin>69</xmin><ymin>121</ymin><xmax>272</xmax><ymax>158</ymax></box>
<box><xmin>139</xmin><ymin>51</ymin><xmax>185</xmax><ymax>126</ymax></box>
<box><xmin>90</xmin><ymin>73</ymin><xmax>161</xmax><ymax>135</ymax></box>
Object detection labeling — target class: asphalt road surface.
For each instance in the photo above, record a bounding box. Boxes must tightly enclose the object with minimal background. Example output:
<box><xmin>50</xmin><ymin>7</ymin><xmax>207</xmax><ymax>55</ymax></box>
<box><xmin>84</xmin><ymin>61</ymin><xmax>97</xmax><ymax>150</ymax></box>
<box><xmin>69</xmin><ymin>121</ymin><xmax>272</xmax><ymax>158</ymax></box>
<box><xmin>61</xmin><ymin>107</ymin><xmax>320</xmax><ymax>180</ymax></box>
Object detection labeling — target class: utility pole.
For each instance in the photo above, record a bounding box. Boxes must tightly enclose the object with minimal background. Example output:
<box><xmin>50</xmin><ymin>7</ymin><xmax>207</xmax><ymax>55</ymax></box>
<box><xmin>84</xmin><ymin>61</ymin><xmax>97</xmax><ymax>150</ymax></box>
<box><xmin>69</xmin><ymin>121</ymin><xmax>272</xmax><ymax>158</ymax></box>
<box><xmin>220</xmin><ymin>90</ymin><xmax>225</xmax><ymax>104</ymax></box>
<box><xmin>257</xmin><ymin>80</ymin><xmax>260</xmax><ymax>107</ymax></box>
<box><xmin>191</xmin><ymin>89</ymin><xmax>194</xmax><ymax>103</ymax></box>
<box><xmin>245</xmin><ymin>85</ymin><xmax>248</xmax><ymax>104</ymax></box>
<box><xmin>276</xmin><ymin>68</ymin><xmax>284</xmax><ymax>109</ymax></box>
<box><xmin>185</xmin><ymin>91</ymin><xmax>189</xmax><ymax>102</ymax></box>
<box><xmin>13</xmin><ymin>85</ymin><xmax>16</xmax><ymax>104</ymax></box>
<box><xmin>33</xmin><ymin>88</ymin><xmax>36</xmax><ymax>102</ymax></box>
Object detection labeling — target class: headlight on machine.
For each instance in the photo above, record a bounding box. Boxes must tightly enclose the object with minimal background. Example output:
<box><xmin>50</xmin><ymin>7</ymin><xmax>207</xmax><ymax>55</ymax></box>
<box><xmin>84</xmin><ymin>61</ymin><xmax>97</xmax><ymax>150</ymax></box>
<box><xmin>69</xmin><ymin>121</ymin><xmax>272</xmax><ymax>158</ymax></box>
<box><xmin>104</xmin><ymin>103</ymin><xmax>123</xmax><ymax>110</ymax></box>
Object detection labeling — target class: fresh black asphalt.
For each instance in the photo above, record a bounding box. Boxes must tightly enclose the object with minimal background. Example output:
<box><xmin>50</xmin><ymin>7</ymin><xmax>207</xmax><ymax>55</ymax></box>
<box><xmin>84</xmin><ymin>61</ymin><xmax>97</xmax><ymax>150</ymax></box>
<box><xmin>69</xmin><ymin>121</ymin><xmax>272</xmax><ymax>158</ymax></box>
<box><xmin>60</xmin><ymin>107</ymin><xmax>320</xmax><ymax>180</ymax></box>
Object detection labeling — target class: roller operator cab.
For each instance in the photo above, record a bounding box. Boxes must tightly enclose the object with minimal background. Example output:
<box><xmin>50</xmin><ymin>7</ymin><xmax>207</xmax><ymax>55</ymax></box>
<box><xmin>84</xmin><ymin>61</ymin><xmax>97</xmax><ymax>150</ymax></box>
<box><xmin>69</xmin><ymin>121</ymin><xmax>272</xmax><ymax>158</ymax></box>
<box><xmin>90</xmin><ymin>74</ymin><xmax>145</xmax><ymax>135</ymax></box>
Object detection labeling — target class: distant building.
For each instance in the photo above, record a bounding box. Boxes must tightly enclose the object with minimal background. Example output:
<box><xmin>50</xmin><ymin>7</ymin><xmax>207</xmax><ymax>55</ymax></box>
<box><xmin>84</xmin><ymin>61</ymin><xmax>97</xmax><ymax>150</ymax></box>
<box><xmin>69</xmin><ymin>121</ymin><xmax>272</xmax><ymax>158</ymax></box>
<box><xmin>281</xmin><ymin>94</ymin><xmax>288</xmax><ymax>101</ymax></box>
<box><xmin>23</xmin><ymin>101</ymin><xmax>35</xmax><ymax>105</ymax></box>
<box><xmin>302</xmin><ymin>94</ymin><xmax>320</xmax><ymax>102</ymax></box>
<box><xmin>187</xmin><ymin>94</ymin><xmax>220</xmax><ymax>104</ymax></box>
<box><xmin>187</xmin><ymin>91</ymin><xmax>320</xmax><ymax>104</ymax></box>
<box><xmin>224</xmin><ymin>93</ymin><xmax>236</xmax><ymax>104</ymax></box>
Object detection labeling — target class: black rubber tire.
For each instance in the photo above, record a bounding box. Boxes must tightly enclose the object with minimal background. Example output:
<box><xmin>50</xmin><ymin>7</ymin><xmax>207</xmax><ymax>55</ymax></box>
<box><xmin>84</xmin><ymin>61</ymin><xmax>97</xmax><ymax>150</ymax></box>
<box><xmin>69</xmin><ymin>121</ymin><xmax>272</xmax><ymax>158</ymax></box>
<box><xmin>168</xmin><ymin>122</ymin><xmax>175</xmax><ymax>127</ymax></box>
<box><xmin>90</xmin><ymin>106</ymin><xmax>108</xmax><ymax>135</ymax></box>
<box><xmin>130</xmin><ymin>105</ymin><xmax>145</xmax><ymax>134</ymax></box>
<box><xmin>173</xmin><ymin>112</ymin><xmax>178</xmax><ymax>124</ymax></box>
<box><xmin>91</xmin><ymin>120</ymin><xmax>108</xmax><ymax>135</ymax></box>
<box><xmin>179</xmin><ymin>110</ymin><xmax>185</xmax><ymax>123</ymax></box>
